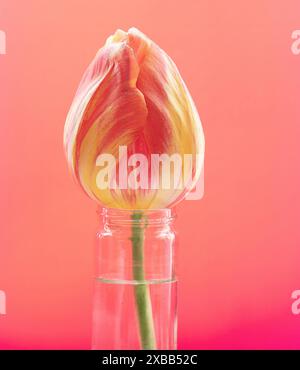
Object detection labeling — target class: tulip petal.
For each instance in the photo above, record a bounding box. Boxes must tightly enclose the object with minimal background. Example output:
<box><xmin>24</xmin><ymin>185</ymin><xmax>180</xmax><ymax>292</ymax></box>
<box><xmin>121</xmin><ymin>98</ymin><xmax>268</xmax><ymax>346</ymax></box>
<box><xmin>64</xmin><ymin>28</ymin><xmax>204</xmax><ymax>209</ymax></box>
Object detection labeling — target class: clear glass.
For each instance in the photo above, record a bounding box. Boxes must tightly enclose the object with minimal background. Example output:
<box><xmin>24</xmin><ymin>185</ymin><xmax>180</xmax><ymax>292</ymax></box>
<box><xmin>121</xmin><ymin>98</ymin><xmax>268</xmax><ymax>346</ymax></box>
<box><xmin>92</xmin><ymin>208</ymin><xmax>177</xmax><ymax>350</ymax></box>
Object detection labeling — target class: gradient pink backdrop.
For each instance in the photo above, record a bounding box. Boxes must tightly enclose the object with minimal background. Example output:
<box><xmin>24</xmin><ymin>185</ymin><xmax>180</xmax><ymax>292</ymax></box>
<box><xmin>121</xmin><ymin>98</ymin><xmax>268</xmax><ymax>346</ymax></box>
<box><xmin>0</xmin><ymin>0</ymin><xmax>300</xmax><ymax>349</ymax></box>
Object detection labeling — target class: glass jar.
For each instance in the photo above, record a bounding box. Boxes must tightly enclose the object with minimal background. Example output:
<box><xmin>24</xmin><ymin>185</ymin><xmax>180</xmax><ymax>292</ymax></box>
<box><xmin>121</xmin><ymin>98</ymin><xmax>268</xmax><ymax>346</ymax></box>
<box><xmin>92</xmin><ymin>208</ymin><xmax>177</xmax><ymax>350</ymax></box>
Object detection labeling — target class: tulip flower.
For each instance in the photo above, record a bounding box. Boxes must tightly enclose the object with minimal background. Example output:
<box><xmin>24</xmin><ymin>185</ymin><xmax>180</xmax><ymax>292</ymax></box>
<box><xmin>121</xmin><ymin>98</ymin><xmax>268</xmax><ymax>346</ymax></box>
<box><xmin>64</xmin><ymin>28</ymin><xmax>205</xmax><ymax>350</ymax></box>
<box><xmin>64</xmin><ymin>27</ymin><xmax>204</xmax><ymax>209</ymax></box>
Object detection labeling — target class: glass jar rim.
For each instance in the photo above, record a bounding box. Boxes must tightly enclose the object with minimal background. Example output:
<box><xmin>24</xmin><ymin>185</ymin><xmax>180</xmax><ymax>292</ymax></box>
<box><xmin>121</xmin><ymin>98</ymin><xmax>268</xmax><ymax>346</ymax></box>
<box><xmin>98</xmin><ymin>207</ymin><xmax>176</xmax><ymax>226</ymax></box>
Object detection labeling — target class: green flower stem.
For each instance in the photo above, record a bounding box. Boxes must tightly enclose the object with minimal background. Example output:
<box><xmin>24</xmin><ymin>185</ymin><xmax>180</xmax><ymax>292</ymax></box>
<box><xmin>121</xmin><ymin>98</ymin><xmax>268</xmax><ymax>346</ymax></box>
<box><xmin>131</xmin><ymin>211</ymin><xmax>156</xmax><ymax>350</ymax></box>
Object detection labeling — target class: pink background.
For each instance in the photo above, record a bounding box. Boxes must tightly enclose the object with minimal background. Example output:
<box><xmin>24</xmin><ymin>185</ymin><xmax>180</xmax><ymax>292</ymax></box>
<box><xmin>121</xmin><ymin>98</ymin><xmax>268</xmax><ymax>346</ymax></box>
<box><xmin>1</xmin><ymin>0</ymin><xmax>300</xmax><ymax>349</ymax></box>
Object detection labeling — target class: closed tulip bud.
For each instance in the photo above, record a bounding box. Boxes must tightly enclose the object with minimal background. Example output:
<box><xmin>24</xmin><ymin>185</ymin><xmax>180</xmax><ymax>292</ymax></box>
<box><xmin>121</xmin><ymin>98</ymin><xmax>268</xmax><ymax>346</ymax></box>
<box><xmin>64</xmin><ymin>27</ymin><xmax>204</xmax><ymax>209</ymax></box>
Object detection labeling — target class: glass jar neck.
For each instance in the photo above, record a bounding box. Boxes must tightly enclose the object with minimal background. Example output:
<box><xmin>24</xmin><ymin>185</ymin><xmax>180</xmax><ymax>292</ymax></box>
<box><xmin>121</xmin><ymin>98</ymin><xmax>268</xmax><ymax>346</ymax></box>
<box><xmin>99</xmin><ymin>208</ymin><xmax>175</xmax><ymax>229</ymax></box>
